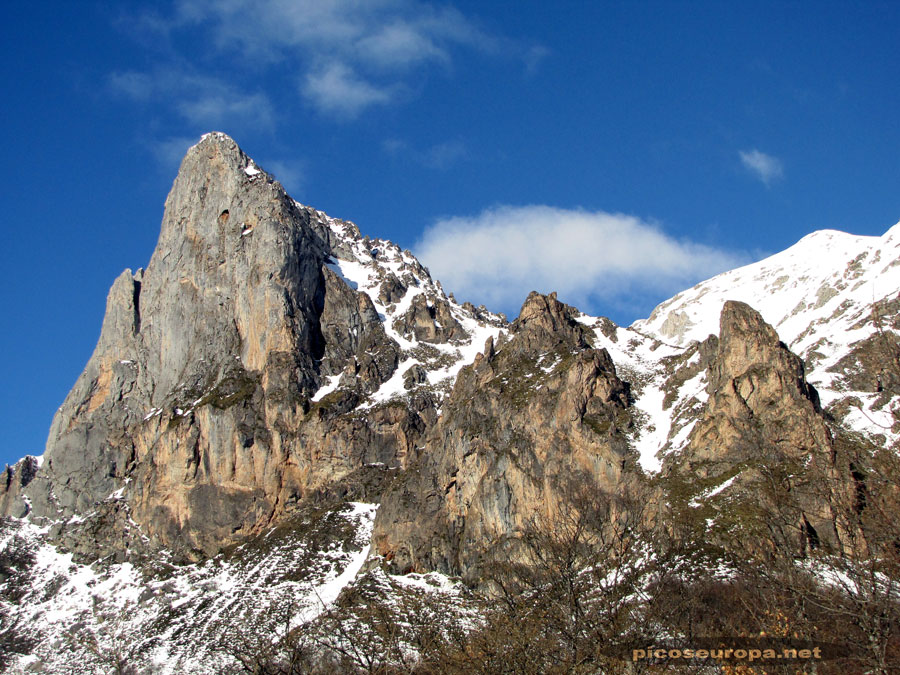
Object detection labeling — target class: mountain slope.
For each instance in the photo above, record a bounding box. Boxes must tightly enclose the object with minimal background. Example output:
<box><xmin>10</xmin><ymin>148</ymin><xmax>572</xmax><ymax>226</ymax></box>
<box><xmin>634</xmin><ymin>225</ymin><xmax>900</xmax><ymax>448</ymax></box>
<box><xmin>1</xmin><ymin>132</ymin><xmax>504</xmax><ymax>562</ymax></box>
<box><xmin>1</xmin><ymin>134</ymin><xmax>898</xmax><ymax>672</ymax></box>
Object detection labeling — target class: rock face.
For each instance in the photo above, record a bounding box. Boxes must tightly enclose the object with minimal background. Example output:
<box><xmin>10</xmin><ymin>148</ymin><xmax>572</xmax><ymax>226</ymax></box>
<box><xmin>676</xmin><ymin>300</ymin><xmax>831</xmax><ymax>471</ymax></box>
<box><xmin>373</xmin><ymin>292</ymin><xmax>638</xmax><ymax>578</ymax></box>
<box><xmin>664</xmin><ymin>301</ymin><xmax>840</xmax><ymax>554</ymax></box>
<box><xmin>2</xmin><ymin>133</ymin><xmax>900</xmax><ymax>673</ymax></box>
<box><xmin>633</xmin><ymin>225</ymin><xmax>900</xmax><ymax>450</ymax></box>
<box><xmin>0</xmin><ymin>130</ymin><xmax>895</xmax><ymax>576</ymax></box>
<box><xmin>0</xmin><ymin>456</ymin><xmax>40</xmax><ymax>518</ymax></box>
<box><xmin>3</xmin><ymin>133</ymin><xmax>499</xmax><ymax>560</ymax></box>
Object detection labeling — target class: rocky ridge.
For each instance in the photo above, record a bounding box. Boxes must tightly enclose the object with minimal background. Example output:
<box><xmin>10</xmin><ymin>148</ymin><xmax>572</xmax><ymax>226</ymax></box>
<box><xmin>2</xmin><ymin>132</ymin><xmax>504</xmax><ymax>562</ymax></box>
<box><xmin>0</xmin><ymin>134</ymin><xmax>898</xmax><ymax>672</ymax></box>
<box><xmin>634</xmin><ymin>224</ymin><xmax>900</xmax><ymax>450</ymax></box>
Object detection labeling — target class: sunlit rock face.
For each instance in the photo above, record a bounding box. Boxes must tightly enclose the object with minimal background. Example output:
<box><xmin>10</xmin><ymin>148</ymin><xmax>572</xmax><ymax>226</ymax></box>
<box><xmin>373</xmin><ymin>291</ymin><xmax>641</xmax><ymax>578</ymax></box>
<box><xmin>1</xmin><ymin>132</ymin><xmax>899</xmax><ymax>673</ymax></box>
<box><xmin>2</xmin><ymin>133</ymin><xmax>502</xmax><ymax>560</ymax></box>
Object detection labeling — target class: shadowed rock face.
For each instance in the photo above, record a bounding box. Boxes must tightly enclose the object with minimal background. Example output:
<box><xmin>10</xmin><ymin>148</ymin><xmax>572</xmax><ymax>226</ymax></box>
<box><xmin>6</xmin><ymin>134</ymin><xmax>432</xmax><ymax>559</ymax></box>
<box><xmin>372</xmin><ymin>292</ymin><xmax>638</xmax><ymax>578</ymax></box>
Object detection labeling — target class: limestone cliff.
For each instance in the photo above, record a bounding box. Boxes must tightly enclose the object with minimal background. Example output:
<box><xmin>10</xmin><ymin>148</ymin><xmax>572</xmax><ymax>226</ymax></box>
<box><xmin>663</xmin><ymin>301</ymin><xmax>841</xmax><ymax>556</ymax></box>
<box><xmin>2</xmin><ymin>133</ymin><xmax>500</xmax><ymax>560</ymax></box>
<box><xmin>373</xmin><ymin>292</ymin><xmax>639</xmax><ymax>578</ymax></box>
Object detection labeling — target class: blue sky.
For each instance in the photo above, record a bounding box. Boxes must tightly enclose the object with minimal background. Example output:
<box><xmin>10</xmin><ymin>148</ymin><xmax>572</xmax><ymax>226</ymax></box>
<box><xmin>2</xmin><ymin>1</ymin><xmax>900</xmax><ymax>464</ymax></box>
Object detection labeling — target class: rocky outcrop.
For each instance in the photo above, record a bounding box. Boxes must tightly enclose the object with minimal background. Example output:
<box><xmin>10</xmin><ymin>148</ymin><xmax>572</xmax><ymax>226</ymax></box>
<box><xmin>0</xmin><ymin>456</ymin><xmax>40</xmax><ymax>518</ymax></box>
<box><xmin>393</xmin><ymin>294</ymin><xmax>465</xmax><ymax>343</ymax></box>
<box><xmin>677</xmin><ymin>301</ymin><xmax>830</xmax><ymax>470</ymax></box>
<box><xmin>666</xmin><ymin>301</ymin><xmax>839</xmax><ymax>554</ymax></box>
<box><xmin>319</xmin><ymin>266</ymin><xmax>401</xmax><ymax>393</ymax></box>
<box><xmin>826</xmin><ymin>292</ymin><xmax>900</xmax><ymax>441</ymax></box>
<box><xmin>372</xmin><ymin>292</ymin><xmax>638</xmax><ymax>578</ymax></box>
<box><xmin>0</xmin><ymin>134</ymin><xmax>448</xmax><ymax>560</ymax></box>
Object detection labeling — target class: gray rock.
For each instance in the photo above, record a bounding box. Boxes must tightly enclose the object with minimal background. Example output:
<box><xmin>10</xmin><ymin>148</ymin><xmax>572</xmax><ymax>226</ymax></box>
<box><xmin>1</xmin><ymin>133</ymin><xmax>424</xmax><ymax>560</ymax></box>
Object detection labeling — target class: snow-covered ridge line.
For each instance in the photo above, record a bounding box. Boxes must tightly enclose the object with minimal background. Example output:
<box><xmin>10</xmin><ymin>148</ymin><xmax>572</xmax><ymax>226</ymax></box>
<box><xmin>634</xmin><ymin>221</ymin><xmax>900</xmax><ymax>350</ymax></box>
<box><xmin>305</xmin><ymin>207</ymin><xmax>506</xmax><ymax>408</ymax></box>
<box><xmin>633</xmin><ymin>220</ymin><xmax>900</xmax><ymax>448</ymax></box>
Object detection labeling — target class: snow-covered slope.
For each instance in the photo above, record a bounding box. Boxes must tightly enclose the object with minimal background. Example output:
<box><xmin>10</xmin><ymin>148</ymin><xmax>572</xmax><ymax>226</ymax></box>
<box><xmin>0</xmin><ymin>504</ymin><xmax>378</xmax><ymax>673</ymax></box>
<box><xmin>573</xmin><ymin>315</ymin><xmax>708</xmax><ymax>472</ymax></box>
<box><xmin>0</xmin><ymin>501</ymin><xmax>473</xmax><ymax>675</ymax></box>
<box><xmin>308</xmin><ymin>208</ymin><xmax>506</xmax><ymax>408</ymax></box>
<box><xmin>633</xmin><ymin>221</ymin><xmax>900</xmax><ymax>449</ymax></box>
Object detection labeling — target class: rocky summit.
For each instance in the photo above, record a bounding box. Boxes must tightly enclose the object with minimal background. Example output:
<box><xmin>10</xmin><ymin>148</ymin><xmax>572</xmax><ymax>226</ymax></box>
<box><xmin>1</xmin><ymin>134</ymin><xmax>898</xmax><ymax>674</ymax></box>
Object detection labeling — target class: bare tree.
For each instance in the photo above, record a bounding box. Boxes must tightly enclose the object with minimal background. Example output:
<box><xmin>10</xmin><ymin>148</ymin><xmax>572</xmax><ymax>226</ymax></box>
<box><xmin>215</xmin><ymin>598</ymin><xmax>318</xmax><ymax>675</ymax></box>
<box><xmin>425</xmin><ymin>483</ymin><xmax>658</xmax><ymax>674</ymax></box>
<box><xmin>65</xmin><ymin>601</ymin><xmax>145</xmax><ymax>675</ymax></box>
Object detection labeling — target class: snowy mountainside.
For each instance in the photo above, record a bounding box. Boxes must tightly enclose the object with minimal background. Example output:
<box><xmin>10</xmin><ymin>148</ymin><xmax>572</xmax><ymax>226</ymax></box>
<box><xmin>573</xmin><ymin>315</ymin><xmax>708</xmax><ymax>472</ymax></box>
<box><xmin>632</xmin><ymin>222</ymin><xmax>900</xmax><ymax>449</ymax></box>
<box><xmin>0</xmin><ymin>501</ymin><xmax>466</xmax><ymax>674</ymax></box>
<box><xmin>306</xmin><ymin>208</ymin><xmax>506</xmax><ymax>408</ymax></box>
<box><xmin>0</xmin><ymin>502</ymin><xmax>375</xmax><ymax>673</ymax></box>
<box><xmin>578</xmin><ymin>315</ymin><xmax>688</xmax><ymax>472</ymax></box>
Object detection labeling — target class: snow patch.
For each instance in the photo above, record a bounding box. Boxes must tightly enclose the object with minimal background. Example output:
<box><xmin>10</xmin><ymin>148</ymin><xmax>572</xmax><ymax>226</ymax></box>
<box><xmin>311</xmin><ymin>374</ymin><xmax>342</xmax><ymax>402</ymax></box>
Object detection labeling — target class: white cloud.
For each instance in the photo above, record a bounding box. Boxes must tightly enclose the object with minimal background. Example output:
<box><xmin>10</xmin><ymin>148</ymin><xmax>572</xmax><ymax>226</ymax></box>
<box><xmin>173</xmin><ymin>0</ymin><xmax>492</xmax><ymax>64</ymax></box>
<box><xmin>127</xmin><ymin>0</ymin><xmax>535</xmax><ymax>117</ymax></box>
<box><xmin>173</xmin><ymin>0</ymin><xmax>388</xmax><ymax>55</ymax></box>
<box><xmin>355</xmin><ymin>20</ymin><xmax>449</xmax><ymax>70</ymax></box>
<box><xmin>739</xmin><ymin>149</ymin><xmax>784</xmax><ymax>186</ymax></box>
<box><xmin>303</xmin><ymin>63</ymin><xmax>394</xmax><ymax>118</ymax></box>
<box><xmin>415</xmin><ymin>205</ymin><xmax>749</xmax><ymax>317</ymax></box>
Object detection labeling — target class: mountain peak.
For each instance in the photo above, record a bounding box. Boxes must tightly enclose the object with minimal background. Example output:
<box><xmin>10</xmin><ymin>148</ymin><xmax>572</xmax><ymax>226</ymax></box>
<box><xmin>3</xmin><ymin>132</ymin><xmax>508</xmax><ymax>559</ymax></box>
<box><xmin>188</xmin><ymin>131</ymin><xmax>249</xmax><ymax>164</ymax></box>
<box><xmin>167</xmin><ymin>132</ymin><xmax>273</xmax><ymax>215</ymax></box>
<box><xmin>2</xmin><ymin>133</ymin><xmax>899</xmax><ymax>673</ymax></box>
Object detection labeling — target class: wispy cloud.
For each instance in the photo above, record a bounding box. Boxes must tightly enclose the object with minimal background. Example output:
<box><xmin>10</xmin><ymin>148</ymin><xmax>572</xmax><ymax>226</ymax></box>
<box><xmin>424</xmin><ymin>140</ymin><xmax>468</xmax><ymax>168</ymax></box>
<box><xmin>108</xmin><ymin>71</ymin><xmax>156</xmax><ymax>100</ymax></box>
<box><xmin>739</xmin><ymin>149</ymin><xmax>784</xmax><ymax>186</ymax></box>
<box><xmin>355</xmin><ymin>20</ymin><xmax>451</xmax><ymax>70</ymax></box>
<box><xmin>383</xmin><ymin>137</ymin><xmax>469</xmax><ymax>169</ymax></box>
<box><xmin>176</xmin><ymin>92</ymin><xmax>272</xmax><ymax>129</ymax></box>
<box><xmin>523</xmin><ymin>45</ymin><xmax>551</xmax><ymax>74</ymax></box>
<box><xmin>303</xmin><ymin>63</ymin><xmax>394</xmax><ymax>118</ymax></box>
<box><xmin>415</xmin><ymin>205</ymin><xmax>749</xmax><ymax>317</ymax></box>
<box><xmin>125</xmin><ymin>0</ymin><xmax>537</xmax><ymax>118</ymax></box>
<box><xmin>171</xmin><ymin>1</ymin><xmax>498</xmax><ymax>64</ymax></box>
<box><xmin>110</xmin><ymin>69</ymin><xmax>274</xmax><ymax>130</ymax></box>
